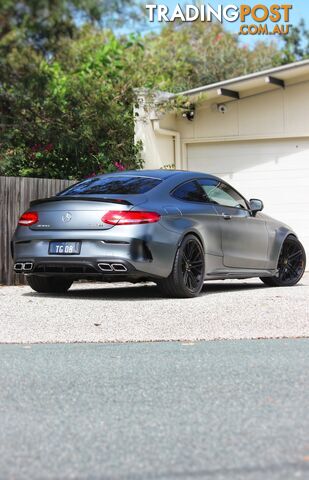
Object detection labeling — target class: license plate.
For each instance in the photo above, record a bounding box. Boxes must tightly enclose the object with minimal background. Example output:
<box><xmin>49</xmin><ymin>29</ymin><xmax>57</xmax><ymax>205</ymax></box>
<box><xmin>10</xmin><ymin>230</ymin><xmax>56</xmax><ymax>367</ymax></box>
<box><xmin>49</xmin><ymin>241</ymin><xmax>81</xmax><ymax>255</ymax></box>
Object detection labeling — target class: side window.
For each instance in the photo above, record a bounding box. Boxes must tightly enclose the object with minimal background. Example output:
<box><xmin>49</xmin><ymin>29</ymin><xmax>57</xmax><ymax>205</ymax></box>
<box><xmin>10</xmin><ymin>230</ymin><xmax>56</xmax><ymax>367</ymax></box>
<box><xmin>172</xmin><ymin>181</ymin><xmax>205</xmax><ymax>203</ymax></box>
<box><xmin>198</xmin><ymin>179</ymin><xmax>248</xmax><ymax>209</ymax></box>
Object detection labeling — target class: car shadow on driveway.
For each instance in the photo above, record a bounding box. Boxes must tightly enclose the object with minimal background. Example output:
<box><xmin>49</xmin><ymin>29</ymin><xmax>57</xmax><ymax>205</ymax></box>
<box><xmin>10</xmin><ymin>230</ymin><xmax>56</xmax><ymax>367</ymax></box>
<box><xmin>22</xmin><ymin>280</ymin><xmax>270</xmax><ymax>301</ymax></box>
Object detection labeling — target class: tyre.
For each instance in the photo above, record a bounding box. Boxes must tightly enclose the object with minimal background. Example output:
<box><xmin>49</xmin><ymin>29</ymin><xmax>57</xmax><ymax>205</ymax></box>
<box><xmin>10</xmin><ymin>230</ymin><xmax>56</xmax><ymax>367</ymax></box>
<box><xmin>260</xmin><ymin>236</ymin><xmax>306</xmax><ymax>287</ymax></box>
<box><xmin>26</xmin><ymin>275</ymin><xmax>73</xmax><ymax>293</ymax></box>
<box><xmin>157</xmin><ymin>234</ymin><xmax>205</xmax><ymax>298</ymax></box>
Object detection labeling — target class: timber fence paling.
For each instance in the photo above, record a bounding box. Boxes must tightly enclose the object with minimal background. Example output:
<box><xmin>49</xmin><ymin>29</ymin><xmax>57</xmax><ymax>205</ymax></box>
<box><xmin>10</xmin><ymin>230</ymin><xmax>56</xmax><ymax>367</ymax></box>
<box><xmin>0</xmin><ymin>176</ymin><xmax>74</xmax><ymax>286</ymax></box>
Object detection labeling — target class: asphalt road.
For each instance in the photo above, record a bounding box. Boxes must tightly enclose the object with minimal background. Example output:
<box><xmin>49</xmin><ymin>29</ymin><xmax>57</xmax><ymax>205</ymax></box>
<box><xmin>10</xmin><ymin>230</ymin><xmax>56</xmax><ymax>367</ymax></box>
<box><xmin>0</xmin><ymin>340</ymin><xmax>308</xmax><ymax>480</ymax></box>
<box><xmin>0</xmin><ymin>274</ymin><xmax>308</xmax><ymax>343</ymax></box>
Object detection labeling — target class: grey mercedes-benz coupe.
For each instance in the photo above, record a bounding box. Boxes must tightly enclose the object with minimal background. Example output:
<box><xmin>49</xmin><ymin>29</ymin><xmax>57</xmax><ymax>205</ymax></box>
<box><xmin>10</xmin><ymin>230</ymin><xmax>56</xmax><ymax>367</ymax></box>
<box><xmin>12</xmin><ymin>170</ymin><xmax>306</xmax><ymax>297</ymax></box>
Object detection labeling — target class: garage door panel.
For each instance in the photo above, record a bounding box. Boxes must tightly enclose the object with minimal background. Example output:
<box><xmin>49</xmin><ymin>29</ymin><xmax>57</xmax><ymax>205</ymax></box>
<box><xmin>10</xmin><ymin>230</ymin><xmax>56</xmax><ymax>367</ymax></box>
<box><xmin>226</xmin><ymin>183</ymin><xmax>309</xmax><ymax>203</ymax></box>
<box><xmin>187</xmin><ymin>139</ymin><xmax>309</xmax><ymax>259</ymax></box>
<box><xmin>222</xmin><ymin>171</ymin><xmax>309</xmax><ymax>185</ymax></box>
<box><xmin>188</xmin><ymin>141</ymin><xmax>309</xmax><ymax>177</ymax></box>
<box><xmin>189</xmin><ymin>158</ymin><xmax>309</xmax><ymax>177</ymax></box>
<box><xmin>264</xmin><ymin>208</ymin><xmax>309</xmax><ymax>218</ymax></box>
<box><xmin>188</xmin><ymin>139</ymin><xmax>309</xmax><ymax>155</ymax></box>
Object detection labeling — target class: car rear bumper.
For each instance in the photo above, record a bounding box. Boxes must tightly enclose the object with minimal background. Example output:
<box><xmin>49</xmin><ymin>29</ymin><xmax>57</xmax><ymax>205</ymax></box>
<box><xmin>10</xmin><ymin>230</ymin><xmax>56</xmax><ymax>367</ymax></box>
<box><xmin>12</xmin><ymin>225</ymin><xmax>180</xmax><ymax>279</ymax></box>
<box><xmin>13</xmin><ymin>256</ymin><xmax>158</xmax><ymax>282</ymax></box>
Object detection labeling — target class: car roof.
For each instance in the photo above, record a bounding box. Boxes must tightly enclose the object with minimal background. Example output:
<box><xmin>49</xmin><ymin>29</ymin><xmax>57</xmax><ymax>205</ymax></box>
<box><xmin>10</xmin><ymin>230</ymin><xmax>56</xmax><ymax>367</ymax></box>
<box><xmin>97</xmin><ymin>169</ymin><xmax>220</xmax><ymax>181</ymax></box>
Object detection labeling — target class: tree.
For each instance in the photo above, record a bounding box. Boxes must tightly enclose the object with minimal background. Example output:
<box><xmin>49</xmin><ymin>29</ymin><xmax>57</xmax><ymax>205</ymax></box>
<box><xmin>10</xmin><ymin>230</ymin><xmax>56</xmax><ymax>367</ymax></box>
<box><xmin>140</xmin><ymin>21</ymin><xmax>283</xmax><ymax>92</ymax></box>
<box><xmin>0</xmin><ymin>28</ymin><xmax>144</xmax><ymax>178</ymax></box>
<box><xmin>280</xmin><ymin>19</ymin><xmax>309</xmax><ymax>64</ymax></box>
<box><xmin>0</xmin><ymin>12</ymin><xmax>306</xmax><ymax>179</ymax></box>
<box><xmin>0</xmin><ymin>0</ymin><xmax>141</xmax><ymax>53</ymax></box>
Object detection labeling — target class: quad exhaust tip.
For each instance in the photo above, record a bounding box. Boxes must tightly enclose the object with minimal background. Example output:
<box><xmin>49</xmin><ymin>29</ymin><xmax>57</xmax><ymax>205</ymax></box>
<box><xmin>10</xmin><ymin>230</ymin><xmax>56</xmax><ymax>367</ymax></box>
<box><xmin>98</xmin><ymin>262</ymin><xmax>127</xmax><ymax>272</ymax></box>
<box><xmin>14</xmin><ymin>262</ymin><xmax>33</xmax><ymax>272</ymax></box>
<box><xmin>112</xmin><ymin>263</ymin><xmax>127</xmax><ymax>272</ymax></box>
<box><xmin>14</xmin><ymin>262</ymin><xmax>127</xmax><ymax>273</ymax></box>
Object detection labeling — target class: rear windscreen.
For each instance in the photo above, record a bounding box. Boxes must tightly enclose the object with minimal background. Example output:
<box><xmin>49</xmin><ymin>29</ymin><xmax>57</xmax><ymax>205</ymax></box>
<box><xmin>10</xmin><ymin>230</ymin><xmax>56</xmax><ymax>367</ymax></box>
<box><xmin>60</xmin><ymin>176</ymin><xmax>162</xmax><ymax>195</ymax></box>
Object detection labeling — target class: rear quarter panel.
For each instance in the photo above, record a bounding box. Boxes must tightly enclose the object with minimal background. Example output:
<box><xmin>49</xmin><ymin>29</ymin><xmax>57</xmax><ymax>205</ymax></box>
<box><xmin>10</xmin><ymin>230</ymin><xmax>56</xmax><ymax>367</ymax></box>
<box><xmin>159</xmin><ymin>202</ymin><xmax>223</xmax><ymax>258</ymax></box>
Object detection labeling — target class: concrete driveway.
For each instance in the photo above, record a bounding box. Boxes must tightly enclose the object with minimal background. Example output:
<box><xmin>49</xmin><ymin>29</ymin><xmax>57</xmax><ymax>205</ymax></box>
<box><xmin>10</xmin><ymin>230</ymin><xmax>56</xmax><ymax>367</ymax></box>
<box><xmin>0</xmin><ymin>274</ymin><xmax>308</xmax><ymax>344</ymax></box>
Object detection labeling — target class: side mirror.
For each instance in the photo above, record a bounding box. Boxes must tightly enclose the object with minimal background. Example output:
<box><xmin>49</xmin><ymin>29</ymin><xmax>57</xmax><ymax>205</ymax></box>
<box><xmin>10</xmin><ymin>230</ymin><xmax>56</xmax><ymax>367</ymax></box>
<box><xmin>249</xmin><ymin>198</ymin><xmax>264</xmax><ymax>216</ymax></box>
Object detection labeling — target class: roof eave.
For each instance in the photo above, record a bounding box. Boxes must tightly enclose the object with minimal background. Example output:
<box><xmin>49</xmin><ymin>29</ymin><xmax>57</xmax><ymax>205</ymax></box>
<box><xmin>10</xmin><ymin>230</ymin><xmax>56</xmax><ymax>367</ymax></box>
<box><xmin>174</xmin><ymin>59</ymin><xmax>309</xmax><ymax>98</ymax></box>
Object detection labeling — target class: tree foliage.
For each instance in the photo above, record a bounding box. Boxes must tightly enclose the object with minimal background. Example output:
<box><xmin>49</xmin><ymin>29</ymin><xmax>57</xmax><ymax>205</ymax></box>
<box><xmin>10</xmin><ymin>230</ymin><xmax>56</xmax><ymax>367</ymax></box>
<box><xmin>0</xmin><ymin>0</ymin><xmax>141</xmax><ymax>52</ymax></box>
<box><xmin>0</xmin><ymin>6</ymin><xmax>308</xmax><ymax>179</ymax></box>
<box><xmin>280</xmin><ymin>20</ymin><xmax>309</xmax><ymax>63</ymax></box>
<box><xmin>0</xmin><ymin>28</ymin><xmax>144</xmax><ymax>178</ymax></box>
<box><xmin>141</xmin><ymin>22</ymin><xmax>282</xmax><ymax>92</ymax></box>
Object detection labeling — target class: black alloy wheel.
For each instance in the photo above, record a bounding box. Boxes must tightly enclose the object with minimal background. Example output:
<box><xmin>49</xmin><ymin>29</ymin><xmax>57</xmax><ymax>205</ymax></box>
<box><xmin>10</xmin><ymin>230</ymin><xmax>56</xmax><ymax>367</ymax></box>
<box><xmin>260</xmin><ymin>236</ymin><xmax>306</xmax><ymax>287</ymax></box>
<box><xmin>157</xmin><ymin>234</ymin><xmax>205</xmax><ymax>298</ymax></box>
<box><xmin>181</xmin><ymin>238</ymin><xmax>205</xmax><ymax>293</ymax></box>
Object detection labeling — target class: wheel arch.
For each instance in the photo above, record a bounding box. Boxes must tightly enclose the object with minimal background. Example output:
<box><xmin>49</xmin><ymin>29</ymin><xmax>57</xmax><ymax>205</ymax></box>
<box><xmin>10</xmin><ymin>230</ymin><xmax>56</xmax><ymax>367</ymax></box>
<box><xmin>161</xmin><ymin>230</ymin><xmax>206</xmax><ymax>280</ymax></box>
<box><xmin>177</xmin><ymin>229</ymin><xmax>206</xmax><ymax>252</ymax></box>
<box><xmin>272</xmin><ymin>229</ymin><xmax>299</xmax><ymax>267</ymax></box>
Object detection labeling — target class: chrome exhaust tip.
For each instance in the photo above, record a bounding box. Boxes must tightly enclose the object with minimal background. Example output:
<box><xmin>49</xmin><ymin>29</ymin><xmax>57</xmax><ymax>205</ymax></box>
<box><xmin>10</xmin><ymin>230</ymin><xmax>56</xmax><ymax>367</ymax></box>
<box><xmin>98</xmin><ymin>263</ymin><xmax>113</xmax><ymax>272</ymax></box>
<box><xmin>14</xmin><ymin>263</ymin><xmax>24</xmax><ymax>272</ymax></box>
<box><xmin>98</xmin><ymin>262</ymin><xmax>128</xmax><ymax>272</ymax></box>
<box><xmin>112</xmin><ymin>263</ymin><xmax>127</xmax><ymax>272</ymax></box>
<box><xmin>23</xmin><ymin>262</ymin><xmax>33</xmax><ymax>272</ymax></box>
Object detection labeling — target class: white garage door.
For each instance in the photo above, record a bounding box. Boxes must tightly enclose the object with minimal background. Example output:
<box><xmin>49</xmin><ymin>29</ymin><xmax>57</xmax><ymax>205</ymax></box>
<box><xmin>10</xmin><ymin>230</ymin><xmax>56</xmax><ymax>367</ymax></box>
<box><xmin>187</xmin><ymin>138</ymin><xmax>309</xmax><ymax>259</ymax></box>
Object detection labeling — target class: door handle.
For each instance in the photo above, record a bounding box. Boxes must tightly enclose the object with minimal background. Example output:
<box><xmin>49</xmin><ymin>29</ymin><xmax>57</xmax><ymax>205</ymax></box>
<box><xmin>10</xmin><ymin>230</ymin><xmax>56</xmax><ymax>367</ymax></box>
<box><xmin>222</xmin><ymin>214</ymin><xmax>232</xmax><ymax>220</ymax></box>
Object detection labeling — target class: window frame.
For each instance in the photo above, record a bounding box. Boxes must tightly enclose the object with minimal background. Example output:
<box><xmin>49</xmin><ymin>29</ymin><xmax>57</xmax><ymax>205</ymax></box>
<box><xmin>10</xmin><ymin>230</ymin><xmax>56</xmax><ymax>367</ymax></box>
<box><xmin>196</xmin><ymin>177</ymin><xmax>250</xmax><ymax>211</ymax></box>
<box><xmin>170</xmin><ymin>179</ymin><xmax>207</xmax><ymax>204</ymax></box>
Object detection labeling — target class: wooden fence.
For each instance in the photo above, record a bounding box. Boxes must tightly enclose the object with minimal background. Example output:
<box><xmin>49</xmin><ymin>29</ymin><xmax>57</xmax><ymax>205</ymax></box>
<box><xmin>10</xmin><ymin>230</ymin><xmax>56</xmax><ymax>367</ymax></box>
<box><xmin>0</xmin><ymin>176</ymin><xmax>74</xmax><ymax>286</ymax></box>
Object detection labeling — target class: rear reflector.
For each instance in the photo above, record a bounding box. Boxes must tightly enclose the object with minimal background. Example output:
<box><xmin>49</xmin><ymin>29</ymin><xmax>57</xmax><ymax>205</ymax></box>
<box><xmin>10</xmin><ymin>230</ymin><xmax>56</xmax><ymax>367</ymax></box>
<box><xmin>18</xmin><ymin>211</ymin><xmax>39</xmax><ymax>226</ymax></box>
<box><xmin>102</xmin><ymin>210</ymin><xmax>160</xmax><ymax>225</ymax></box>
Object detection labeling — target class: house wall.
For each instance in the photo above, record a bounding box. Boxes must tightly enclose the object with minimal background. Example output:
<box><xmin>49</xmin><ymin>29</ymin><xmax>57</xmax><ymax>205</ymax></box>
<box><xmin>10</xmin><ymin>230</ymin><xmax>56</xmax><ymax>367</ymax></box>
<box><xmin>134</xmin><ymin>72</ymin><xmax>309</xmax><ymax>265</ymax></box>
<box><xmin>134</xmin><ymin>103</ymin><xmax>176</xmax><ymax>169</ymax></box>
<box><xmin>135</xmin><ymin>78</ymin><xmax>309</xmax><ymax>169</ymax></box>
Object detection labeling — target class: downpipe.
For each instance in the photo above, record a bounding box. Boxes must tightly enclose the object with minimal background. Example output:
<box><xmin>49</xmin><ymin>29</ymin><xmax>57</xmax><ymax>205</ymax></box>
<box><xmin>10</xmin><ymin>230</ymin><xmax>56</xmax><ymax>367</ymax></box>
<box><xmin>152</xmin><ymin>120</ymin><xmax>181</xmax><ymax>169</ymax></box>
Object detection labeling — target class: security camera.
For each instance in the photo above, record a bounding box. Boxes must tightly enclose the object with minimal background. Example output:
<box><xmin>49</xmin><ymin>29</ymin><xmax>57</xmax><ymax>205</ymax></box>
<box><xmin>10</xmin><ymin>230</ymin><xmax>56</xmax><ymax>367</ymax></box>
<box><xmin>182</xmin><ymin>104</ymin><xmax>195</xmax><ymax>121</ymax></box>
<box><xmin>217</xmin><ymin>104</ymin><xmax>228</xmax><ymax>114</ymax></box>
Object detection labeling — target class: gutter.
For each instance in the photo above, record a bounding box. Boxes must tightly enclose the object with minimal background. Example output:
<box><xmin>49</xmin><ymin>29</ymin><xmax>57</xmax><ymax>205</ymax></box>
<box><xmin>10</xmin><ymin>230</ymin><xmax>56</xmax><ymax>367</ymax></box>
<box><xmin>152</xmin><ymin>120</ymin><xmax>181</xmax><ymax>169</ymax></box>
<box><xmin>176</xmin><ymin>59</ymin><xmax>309</xmax><ymax>97</ymax></box>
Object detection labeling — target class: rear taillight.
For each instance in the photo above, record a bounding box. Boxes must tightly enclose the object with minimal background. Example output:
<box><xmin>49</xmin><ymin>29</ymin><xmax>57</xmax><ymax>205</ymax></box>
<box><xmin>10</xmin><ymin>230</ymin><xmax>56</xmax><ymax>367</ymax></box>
<box><xmin>18</xmin><ymin>211</ymin><xmax>39</xmax><ymax>226</ymax></box>
<box><xmin>102</xmin><ymin>210</ymin><xmax>160</xmax><ymax>225</ymax></box>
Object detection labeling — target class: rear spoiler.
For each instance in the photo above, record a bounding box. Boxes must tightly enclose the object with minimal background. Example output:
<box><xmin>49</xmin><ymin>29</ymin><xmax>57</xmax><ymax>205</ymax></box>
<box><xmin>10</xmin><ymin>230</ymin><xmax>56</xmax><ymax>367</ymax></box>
<box><xmin>30</xmin><ymin>196</ymin><xmax>132</xmax><ymax>207</ymax></box>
